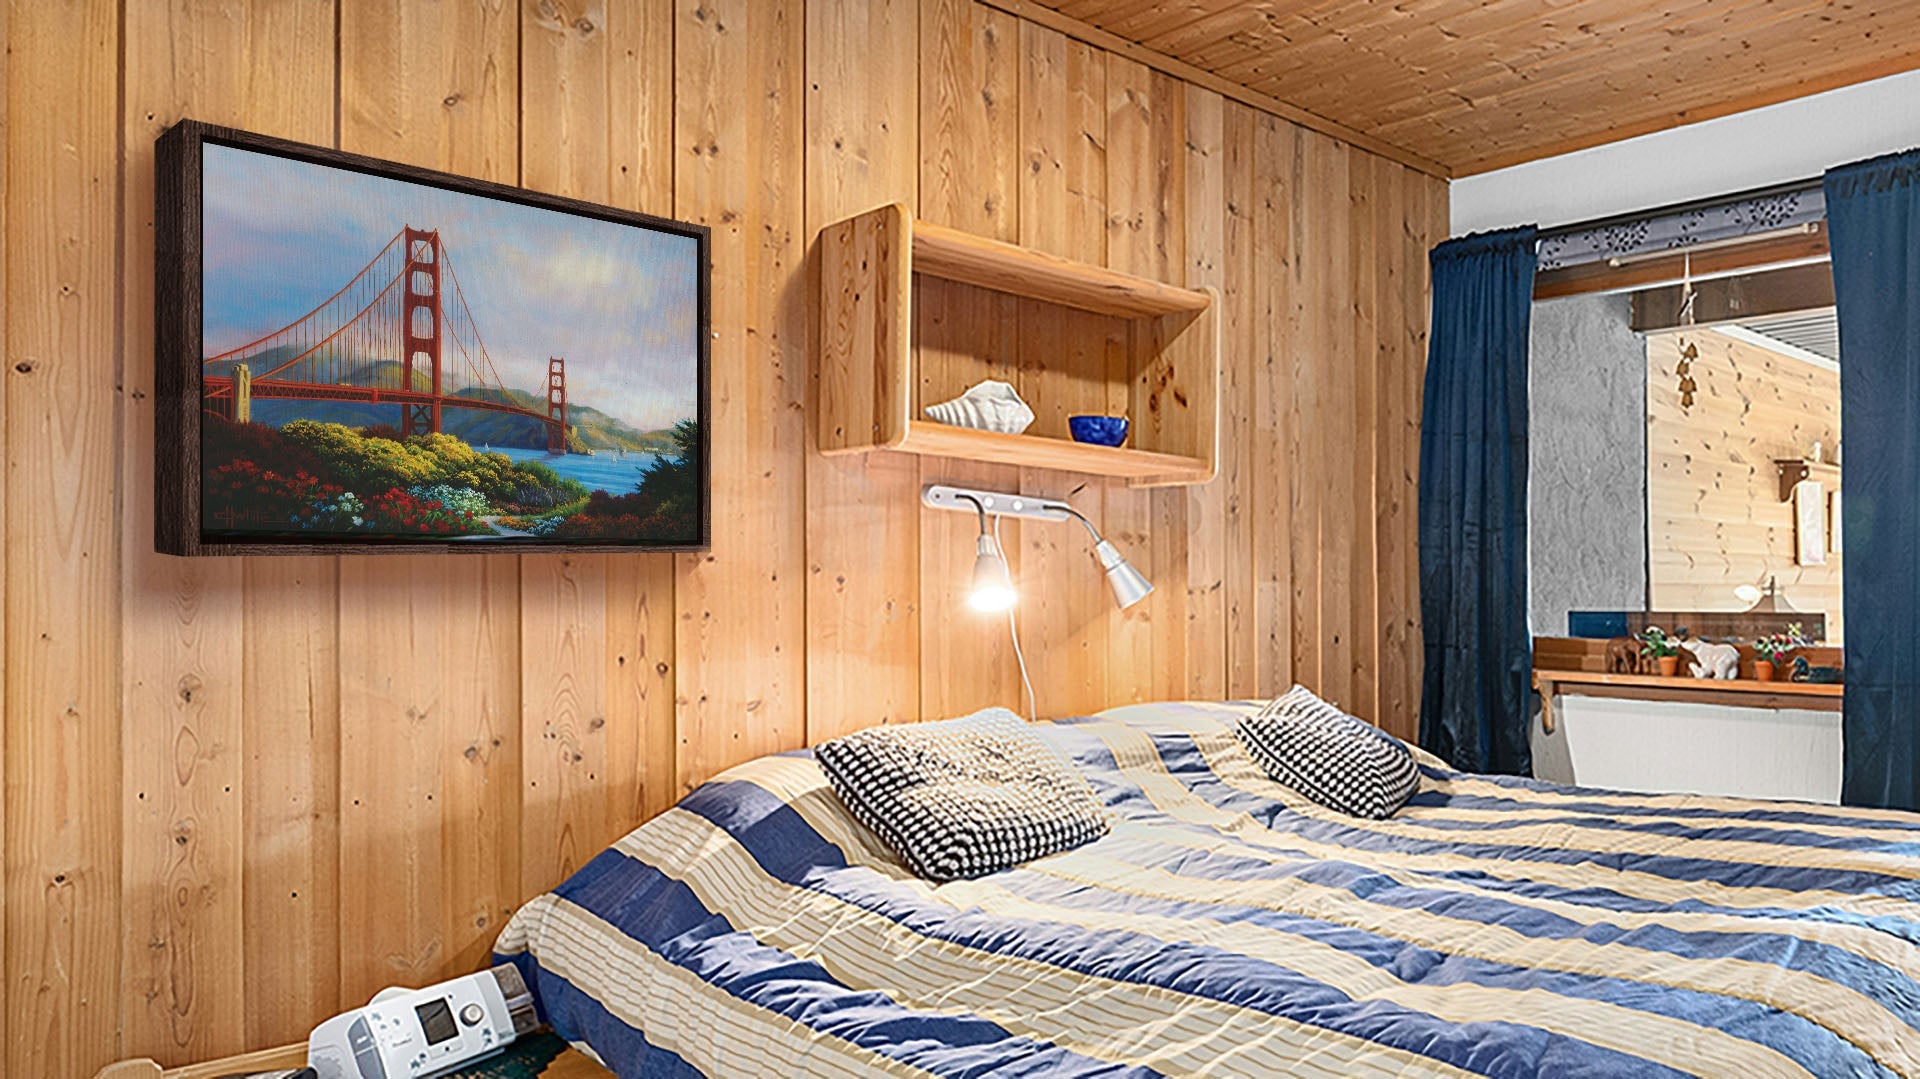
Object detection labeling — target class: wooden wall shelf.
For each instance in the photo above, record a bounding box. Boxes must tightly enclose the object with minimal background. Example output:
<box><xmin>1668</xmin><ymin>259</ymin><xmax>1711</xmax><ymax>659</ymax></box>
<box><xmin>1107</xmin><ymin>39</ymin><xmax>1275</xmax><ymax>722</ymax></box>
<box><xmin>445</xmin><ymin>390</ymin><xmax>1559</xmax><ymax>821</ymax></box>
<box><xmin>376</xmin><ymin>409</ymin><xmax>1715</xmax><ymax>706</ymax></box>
<box><xmin>1533</xmin><ymin>636</ymin><xmax>1843</xmax><ymax>733</ymax></box>
<box><xmin>1532</xmin><ymin>668</ymin><xmax>1841</xmax><ymax>734</ymax></box>
<box><xmin>817</xmin><ymin>203</ymin><xmax>1220</xmax><ymax>487</ymax></box>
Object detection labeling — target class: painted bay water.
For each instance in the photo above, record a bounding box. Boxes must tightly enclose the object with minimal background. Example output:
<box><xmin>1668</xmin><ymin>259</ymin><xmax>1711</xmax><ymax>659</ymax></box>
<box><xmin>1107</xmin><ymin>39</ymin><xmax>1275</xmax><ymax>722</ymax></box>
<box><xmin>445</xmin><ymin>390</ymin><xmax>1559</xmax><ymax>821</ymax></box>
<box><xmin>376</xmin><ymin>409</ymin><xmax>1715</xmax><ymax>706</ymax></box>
<box><xmin>487</xmin><ymin>445</ymin><xmax>663</xmax><ymax>494</ymax></box>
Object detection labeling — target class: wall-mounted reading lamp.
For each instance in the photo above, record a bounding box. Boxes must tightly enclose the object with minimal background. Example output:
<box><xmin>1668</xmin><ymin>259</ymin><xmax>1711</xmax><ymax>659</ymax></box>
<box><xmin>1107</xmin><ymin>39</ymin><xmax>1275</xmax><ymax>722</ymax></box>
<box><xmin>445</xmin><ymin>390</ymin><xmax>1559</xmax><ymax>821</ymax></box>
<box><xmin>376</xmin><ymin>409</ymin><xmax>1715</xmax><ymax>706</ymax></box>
<box><xmin>922</xmin><ymin>484</ymin><xmax>1154</xmax><ymax>611</ymax></box>
<box><xmin>923</xmin><ymin>483</ymin><xmax>1153</xmax><ymax>720</ymax></box>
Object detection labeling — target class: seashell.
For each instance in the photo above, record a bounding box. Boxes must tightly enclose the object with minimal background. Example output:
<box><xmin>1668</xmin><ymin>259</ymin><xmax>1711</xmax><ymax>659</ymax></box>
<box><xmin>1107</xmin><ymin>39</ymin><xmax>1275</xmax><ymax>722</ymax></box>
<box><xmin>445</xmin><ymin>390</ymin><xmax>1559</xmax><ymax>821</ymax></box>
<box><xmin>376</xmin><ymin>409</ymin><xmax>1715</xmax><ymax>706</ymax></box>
<box><xmin>923</xmin><ymin>379</ymin><xmax>1035</xmax><ymax>435</ymax></box>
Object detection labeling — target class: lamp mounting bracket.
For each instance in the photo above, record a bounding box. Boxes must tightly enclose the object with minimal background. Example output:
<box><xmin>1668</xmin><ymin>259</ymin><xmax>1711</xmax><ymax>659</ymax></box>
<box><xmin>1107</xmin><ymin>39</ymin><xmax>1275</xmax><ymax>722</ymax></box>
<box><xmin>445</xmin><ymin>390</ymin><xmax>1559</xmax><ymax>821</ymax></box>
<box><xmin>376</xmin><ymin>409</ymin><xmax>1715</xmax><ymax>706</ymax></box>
<box><xmin>921</xmin><ymin>484</ymin><xmax>1072</xmax><ymax>523</ymax></box>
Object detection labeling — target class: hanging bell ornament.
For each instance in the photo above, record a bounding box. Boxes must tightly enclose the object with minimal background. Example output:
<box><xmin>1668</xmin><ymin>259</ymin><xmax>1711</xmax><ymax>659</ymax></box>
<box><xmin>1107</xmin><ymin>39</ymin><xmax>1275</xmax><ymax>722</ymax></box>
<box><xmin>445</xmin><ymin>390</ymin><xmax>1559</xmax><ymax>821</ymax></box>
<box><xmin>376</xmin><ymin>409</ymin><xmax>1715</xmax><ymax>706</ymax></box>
<box><xmin>1676</xmin><ymin>340</ymin><xmax>1698</xmax><ymax>410</ymax></box>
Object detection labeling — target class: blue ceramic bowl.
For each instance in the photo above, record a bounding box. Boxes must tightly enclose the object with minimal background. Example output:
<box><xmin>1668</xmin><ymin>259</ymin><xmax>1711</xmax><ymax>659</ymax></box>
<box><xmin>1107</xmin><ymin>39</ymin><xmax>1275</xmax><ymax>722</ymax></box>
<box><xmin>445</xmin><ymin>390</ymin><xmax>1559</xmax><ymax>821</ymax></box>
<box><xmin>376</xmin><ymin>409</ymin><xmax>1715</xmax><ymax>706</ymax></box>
<box><xmin>1068</xmin><ymin>415</ymin><xmax>1129</xmax><ymax>447</ymax></box>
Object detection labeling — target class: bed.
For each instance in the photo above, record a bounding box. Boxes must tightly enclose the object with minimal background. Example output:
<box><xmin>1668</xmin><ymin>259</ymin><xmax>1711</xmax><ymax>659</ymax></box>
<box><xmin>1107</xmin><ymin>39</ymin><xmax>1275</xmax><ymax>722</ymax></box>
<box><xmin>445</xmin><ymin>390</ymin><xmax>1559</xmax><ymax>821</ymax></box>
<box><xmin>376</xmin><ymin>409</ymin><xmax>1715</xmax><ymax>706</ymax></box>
<box><xmin>496</xmin><ymin>700</ymin><xmax>1920</xmax><ymax>1077</ymax></box>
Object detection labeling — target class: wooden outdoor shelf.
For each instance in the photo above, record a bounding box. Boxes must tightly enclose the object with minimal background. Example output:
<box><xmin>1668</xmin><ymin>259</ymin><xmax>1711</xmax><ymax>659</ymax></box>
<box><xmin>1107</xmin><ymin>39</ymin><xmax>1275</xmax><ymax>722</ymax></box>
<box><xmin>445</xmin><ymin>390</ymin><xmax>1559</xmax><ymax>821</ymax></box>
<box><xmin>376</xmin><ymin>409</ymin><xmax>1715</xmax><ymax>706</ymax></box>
<box><xmin>818</xmin><ymin>203</ymin><xmax>1220</xmax><ymax>487</ymax></box>
<box><xmin>1532</xmin><ymin>668</ymin><xmax>1842</xmax><ymax>733</ymax></box>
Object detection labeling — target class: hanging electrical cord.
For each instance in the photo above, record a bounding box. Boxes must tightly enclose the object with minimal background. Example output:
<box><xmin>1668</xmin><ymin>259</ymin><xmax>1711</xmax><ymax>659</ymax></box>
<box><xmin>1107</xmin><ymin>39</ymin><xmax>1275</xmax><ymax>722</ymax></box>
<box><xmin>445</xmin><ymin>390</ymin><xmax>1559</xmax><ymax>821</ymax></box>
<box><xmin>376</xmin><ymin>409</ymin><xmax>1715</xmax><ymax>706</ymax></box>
<box><xmin>995</xmin><ymin>512</ymin><xmax>1038</xmax><ymax>722</ymax></box>
<box><xmin>919</xmin><ymin>482</ymin><xmax>1154</xmax><ymax>722</ymax></box>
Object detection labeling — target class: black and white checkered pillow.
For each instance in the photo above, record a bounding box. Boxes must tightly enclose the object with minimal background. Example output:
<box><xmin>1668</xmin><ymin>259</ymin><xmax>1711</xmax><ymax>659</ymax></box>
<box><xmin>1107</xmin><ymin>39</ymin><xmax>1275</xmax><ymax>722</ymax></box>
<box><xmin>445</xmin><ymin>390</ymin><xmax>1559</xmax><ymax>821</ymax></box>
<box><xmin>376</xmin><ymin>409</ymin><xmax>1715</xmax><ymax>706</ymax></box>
<box><xmin>814</xmin><ymin>708</ymin><xmax>1110</xmax><ymax>881</ymax></box>
<box><xmin>1234</xmin><ymin>686</ymin><xmax>1419</xmax><ymax>819</ymax></box>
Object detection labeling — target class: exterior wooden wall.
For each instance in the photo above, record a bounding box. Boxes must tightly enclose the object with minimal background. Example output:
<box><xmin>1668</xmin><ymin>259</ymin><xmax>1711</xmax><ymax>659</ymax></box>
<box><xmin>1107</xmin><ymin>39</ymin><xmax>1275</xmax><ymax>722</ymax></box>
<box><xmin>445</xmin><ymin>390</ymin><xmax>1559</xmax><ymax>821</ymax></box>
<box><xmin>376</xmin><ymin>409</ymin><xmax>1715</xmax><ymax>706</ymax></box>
<box><xmin>1647</xmin><ymin>328</ymin><xmax>1843</xmax><ymax>640</ymax></box>
<box><xmin>0</xmin><ymin>1</ymin><xmax>1444</xmax><ymax>1073</ymax></box>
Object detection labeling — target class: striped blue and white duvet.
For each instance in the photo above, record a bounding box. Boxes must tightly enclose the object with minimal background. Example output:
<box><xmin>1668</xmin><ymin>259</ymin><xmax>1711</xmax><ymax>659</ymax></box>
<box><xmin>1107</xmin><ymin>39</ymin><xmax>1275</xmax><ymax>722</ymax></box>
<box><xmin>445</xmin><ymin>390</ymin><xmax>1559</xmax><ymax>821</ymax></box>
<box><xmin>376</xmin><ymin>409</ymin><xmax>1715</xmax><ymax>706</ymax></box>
<box><xmin>495</xmin><ymin>701</ymin><xmax>1920</xmax><ymax>1077</ymax></box>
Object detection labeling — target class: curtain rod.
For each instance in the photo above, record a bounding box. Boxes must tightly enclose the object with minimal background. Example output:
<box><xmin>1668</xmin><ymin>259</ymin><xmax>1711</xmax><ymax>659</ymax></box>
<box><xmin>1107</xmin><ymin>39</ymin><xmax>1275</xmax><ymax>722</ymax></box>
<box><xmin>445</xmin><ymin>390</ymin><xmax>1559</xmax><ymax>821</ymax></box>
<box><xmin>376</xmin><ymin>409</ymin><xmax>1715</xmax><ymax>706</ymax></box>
<box><xmin>1602</xmin><ymin>221</ymin><xmax>1823</xmax><ymax>267</ymax></box>
<box><xmin>1534</xmin><ymin>176</ymin><xmax>1823</xmax><ymax>243</ymax></box>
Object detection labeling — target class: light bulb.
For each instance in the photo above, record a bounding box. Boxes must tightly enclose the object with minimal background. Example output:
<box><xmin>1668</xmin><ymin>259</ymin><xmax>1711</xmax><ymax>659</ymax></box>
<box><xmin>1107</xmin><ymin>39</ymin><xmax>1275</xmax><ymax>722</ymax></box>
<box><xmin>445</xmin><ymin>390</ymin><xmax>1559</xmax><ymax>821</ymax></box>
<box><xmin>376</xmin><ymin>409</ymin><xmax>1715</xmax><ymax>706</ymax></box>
<box><xmin>967</xmin><ymin>534</ymin><xmax>1017</xmax><ymax>612</ymax></box>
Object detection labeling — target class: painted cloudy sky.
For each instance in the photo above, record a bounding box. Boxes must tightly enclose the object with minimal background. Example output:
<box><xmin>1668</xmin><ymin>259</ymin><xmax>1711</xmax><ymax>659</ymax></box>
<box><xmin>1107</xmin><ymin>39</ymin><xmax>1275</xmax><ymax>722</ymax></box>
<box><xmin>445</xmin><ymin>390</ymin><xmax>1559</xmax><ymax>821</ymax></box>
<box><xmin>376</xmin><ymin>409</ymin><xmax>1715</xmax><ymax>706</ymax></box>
<box><xmin>201</xmin><ymin>143</ymin><xmax>699</xmax><ymax>432</ymax></box>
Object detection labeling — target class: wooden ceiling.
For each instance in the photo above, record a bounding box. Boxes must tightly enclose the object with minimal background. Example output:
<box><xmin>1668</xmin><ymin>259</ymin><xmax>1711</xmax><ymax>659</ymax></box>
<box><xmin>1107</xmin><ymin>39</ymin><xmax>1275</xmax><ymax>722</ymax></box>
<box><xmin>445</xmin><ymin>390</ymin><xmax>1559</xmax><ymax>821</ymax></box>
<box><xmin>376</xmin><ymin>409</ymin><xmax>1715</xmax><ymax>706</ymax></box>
<box><xmin>1023</xmin><ymin>0</ymin><xmax>1920</xmax><ymax>176</ymax></box>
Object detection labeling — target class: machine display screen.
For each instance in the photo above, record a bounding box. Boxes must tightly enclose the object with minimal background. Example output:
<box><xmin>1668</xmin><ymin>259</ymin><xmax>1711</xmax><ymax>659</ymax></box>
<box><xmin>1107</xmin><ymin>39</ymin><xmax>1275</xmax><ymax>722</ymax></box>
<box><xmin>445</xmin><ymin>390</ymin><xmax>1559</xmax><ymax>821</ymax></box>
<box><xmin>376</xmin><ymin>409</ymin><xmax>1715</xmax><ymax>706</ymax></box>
<box><xmin>415</xmin><ymin>998</ymin><xmax>458</xmax><ymax>1045</ymax></box>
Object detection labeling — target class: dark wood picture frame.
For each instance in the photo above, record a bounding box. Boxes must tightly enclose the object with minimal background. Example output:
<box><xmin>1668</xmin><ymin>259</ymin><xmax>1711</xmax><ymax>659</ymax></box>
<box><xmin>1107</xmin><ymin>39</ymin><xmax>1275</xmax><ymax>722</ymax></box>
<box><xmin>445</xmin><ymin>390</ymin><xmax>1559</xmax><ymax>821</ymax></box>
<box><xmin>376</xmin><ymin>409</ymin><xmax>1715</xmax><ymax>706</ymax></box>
<box><xmin>155</xmin><ymin>119</ymin><xmax>711</xmax><ymax>556</ymax></box>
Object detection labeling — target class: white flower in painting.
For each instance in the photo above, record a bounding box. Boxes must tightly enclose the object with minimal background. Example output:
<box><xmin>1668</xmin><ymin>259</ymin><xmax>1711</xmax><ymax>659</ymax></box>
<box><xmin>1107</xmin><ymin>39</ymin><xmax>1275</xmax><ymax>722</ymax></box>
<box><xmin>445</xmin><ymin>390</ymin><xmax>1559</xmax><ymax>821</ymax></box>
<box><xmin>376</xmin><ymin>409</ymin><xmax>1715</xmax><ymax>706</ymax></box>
<box><xmin>351</xmin><ymin>516</ymin><xmax>364</xmax><ymax>526</ymax></box>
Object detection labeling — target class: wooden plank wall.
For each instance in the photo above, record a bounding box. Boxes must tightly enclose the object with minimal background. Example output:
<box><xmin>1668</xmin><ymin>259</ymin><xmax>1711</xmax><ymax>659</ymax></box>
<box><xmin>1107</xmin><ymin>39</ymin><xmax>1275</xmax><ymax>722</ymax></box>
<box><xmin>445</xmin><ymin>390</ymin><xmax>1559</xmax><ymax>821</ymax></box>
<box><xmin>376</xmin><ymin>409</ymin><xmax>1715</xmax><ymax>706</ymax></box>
<box><xmin>1647</xmin><ymin>328</ymin><xmax>1843</xmax><ymax>641</ymax></box>
<box><xmin>0</xmin><ymin>1</ymin><xmax>1444</xmax><ymax>1073</ymax></box>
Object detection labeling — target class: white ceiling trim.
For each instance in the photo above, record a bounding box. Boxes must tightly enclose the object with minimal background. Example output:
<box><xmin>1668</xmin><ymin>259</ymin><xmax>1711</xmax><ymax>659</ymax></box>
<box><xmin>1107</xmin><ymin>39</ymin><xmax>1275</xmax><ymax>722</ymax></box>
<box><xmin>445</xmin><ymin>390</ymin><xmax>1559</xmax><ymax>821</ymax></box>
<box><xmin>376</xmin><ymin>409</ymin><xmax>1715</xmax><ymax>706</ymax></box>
<box><xmin>1717</xmin><ymin>323</ymin><xmax>1840</xmax><ymax>373</ymax></box>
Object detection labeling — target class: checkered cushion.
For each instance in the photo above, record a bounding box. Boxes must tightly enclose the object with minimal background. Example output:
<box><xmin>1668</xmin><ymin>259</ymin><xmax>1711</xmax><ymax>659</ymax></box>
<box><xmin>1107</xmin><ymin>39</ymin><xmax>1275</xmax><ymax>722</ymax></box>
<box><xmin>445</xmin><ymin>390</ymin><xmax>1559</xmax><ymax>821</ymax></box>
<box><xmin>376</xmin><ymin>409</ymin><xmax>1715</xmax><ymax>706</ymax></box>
<box><xmin>814</xmin><ymin>708</ymin><xmax>1111</xmax><ymax>881</ymax></box>
<box><xmin>1234</xmin><ymin>686</ymin><xmax>1419</xmax><ymax>819</ymax></box>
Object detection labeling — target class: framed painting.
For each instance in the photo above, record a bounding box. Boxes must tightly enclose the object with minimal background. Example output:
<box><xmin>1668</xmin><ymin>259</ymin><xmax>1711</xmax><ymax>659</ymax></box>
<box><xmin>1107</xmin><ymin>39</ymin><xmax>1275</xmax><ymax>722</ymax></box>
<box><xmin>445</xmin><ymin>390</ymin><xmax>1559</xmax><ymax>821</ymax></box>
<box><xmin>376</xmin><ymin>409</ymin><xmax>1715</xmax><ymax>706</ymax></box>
<box><xmin>155</xmin><ymin>120</ymin><xmax>710</xmax><ymax>555</ymax></box>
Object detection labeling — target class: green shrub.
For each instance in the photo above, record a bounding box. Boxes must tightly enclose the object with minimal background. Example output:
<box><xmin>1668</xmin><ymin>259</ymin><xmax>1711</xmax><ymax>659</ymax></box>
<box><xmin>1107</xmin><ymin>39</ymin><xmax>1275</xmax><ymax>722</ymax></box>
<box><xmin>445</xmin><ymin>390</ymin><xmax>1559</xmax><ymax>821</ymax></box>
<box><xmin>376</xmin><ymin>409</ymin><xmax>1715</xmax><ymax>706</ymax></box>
<box><xmin>277</xmin><ymin>420</ymin><xmax>576</xmax><ymax>508</ymax></box>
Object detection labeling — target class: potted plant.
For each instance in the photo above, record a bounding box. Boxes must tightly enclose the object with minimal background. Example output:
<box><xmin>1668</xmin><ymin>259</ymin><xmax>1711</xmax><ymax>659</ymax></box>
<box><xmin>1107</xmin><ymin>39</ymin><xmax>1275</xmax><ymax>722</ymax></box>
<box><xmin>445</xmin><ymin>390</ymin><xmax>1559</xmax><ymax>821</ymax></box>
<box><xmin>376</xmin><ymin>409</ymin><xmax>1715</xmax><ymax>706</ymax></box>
<box><xmin>1638</xmin><ymin>626</ymin><xmax>1681</xmax><ymax>676</ymax></box>
<box><xmin>1753</xmin><ymin>624</ymin><xmax>1805</xmax><ymax>682</ymax></box>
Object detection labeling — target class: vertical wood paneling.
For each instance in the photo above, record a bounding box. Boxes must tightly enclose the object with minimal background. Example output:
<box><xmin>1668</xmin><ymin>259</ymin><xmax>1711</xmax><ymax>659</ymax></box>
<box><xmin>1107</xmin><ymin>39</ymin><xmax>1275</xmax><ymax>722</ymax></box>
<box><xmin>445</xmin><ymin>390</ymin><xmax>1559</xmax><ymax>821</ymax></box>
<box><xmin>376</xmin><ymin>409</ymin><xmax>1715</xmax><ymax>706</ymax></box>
<box><xmin>0</xmin><ymin>0</ymin><xmax>11</xmax><ymax>1052</ymax></box>
<box><xmin>520</xmin><ymin>0</ymin><xmax>679</xmax><ymax>895</ymax></box>
<box><xmin>612</xmin><ymin>556</ymin><xmax>679</xmax><ymax>819</ymax></box>
<box><xmin>1317</xmin><ymin>134</ymin><xmax>1355</xmax><ymax>709</ymax></box>
<box><xmin>1015</xmin><ymin>22</ymin><xmax>1108</xmax><ymax>720</ymax></box>
<box><xmin>918</xmin><ymin>0</ymin><xmax>1024</xmax><ymax>719</ymax></box>
<box><xmin>1103</xmin><ymin>59</ymin><xmax>1184</xmax><ymax>706</ymax></box>
<box><xmin>674</xmin><ymin>0</ymin><xmax>808</xmax><ymax>790</ymax></box>
<box><xmin>119</xmin><ymin>3</ymin><xmax>338</xmax><ymax>1062</ymax></box>
<box><xmin>436</xmin><ymin>552</ymin><xmax>525</xmax><ymax>978</ymax></box>
<box><xmin>1374</xmin><ymin>160</ymin><xmax>1418</xmax><ymax>742</ymax></box>
<box><xmin>3</xmin><ymin>1</ymin><xmax>1445</xmax><ymax>1067</ymax></box>
<box><xmin>338</xmin><ymin>0</ymin><xmax>518</xmax><ymax>180</ymax></box>
<box><xmin>241</xmin><ymin>557</ymin><xmax>342</xmax><ymax>1047</ymax></box>
<box><xmin>523</xmin><ymin>0</ymin><xmax>675</xmax><ymax>218</ymax></box>
<box><xmin>1346</xmin><ymin>149</ymin><xmax>1379</xmax><ymax>720</ymax></box>
<box><xmin>339</xmin><ymin>569</ymin><xmax>521</xmax><ymax>1004</ymax></box>
<box><xmin>920</xmin><ymin>0</ymin><xmax>1020</xmax><ymax>241</ymax></box>
<box><xmin>1257</xmin><ymin>112</ymin><xmax>1300</xmax><ymax>694</ymax></box>
<box><xmin>337</xmin><ymin>0</ymin><xmax>523</xmax><ymax>1010</ymax></box>
<box><xmin>517</xmin><ymin>554</ymin><xmax>607</xmax><ymax>894</ymax></box>
<box><xmin>335</xmin><ymin>572</ymin><xmax>451</xmax><ymax>998</ymax></box>
<box><xmin>5</xmin><ymin>5</ymin><xmax>121</xmax><ymax>1075</ymax></box>
<box><xmin>1220</xmin><ymin>100</ymin><xmax>1259</xmax><ymax>700</ymax></box>
<box><xmin>1181</xmin><ymin>85</ymin><xmax>1226</xmax><ymax>702</ymax></box>
<box><xmin>1406</xmin><ymin>168</ymin><xmax>1442</xmax><ymax>738</ymax></box>
<box><xmin>805</xmin><ymin>0</ymin><xmax>923</xmax><ymax>743</ymax></box>
<box><xmin>1287</xmin><ymin>129</ymin><xmax>1327</xmax><ymax>696</ymax></box>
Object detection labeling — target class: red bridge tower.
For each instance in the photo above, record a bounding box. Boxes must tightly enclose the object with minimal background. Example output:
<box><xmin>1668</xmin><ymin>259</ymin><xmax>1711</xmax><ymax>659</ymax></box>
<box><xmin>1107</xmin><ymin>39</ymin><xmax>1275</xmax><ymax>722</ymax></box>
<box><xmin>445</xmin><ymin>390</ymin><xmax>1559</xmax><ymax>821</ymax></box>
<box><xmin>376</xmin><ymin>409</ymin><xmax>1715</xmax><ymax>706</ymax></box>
<box><xmin>547</xmin><ymin>357</ymin><xmax>568</xmax><ymax>453</ymax></box>
<box><xmin>400</xmin><ymin>227</ymin><xmax>443</xmax><ymax>436</ymax></box>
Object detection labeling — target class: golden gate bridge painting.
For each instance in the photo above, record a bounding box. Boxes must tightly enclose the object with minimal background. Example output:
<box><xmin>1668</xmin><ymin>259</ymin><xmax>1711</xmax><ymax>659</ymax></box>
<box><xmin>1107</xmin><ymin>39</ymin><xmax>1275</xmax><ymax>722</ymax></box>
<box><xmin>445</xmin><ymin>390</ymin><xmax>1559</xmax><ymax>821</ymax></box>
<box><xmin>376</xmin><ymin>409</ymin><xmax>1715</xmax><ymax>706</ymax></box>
<box><xmin>203</xmin><ymin>227</ymin><xmax>573</xmax><ymax>451</ymax></box>
<box><xmin>181</xmin><ymin>132</ymin><xmax>707</xmax><ymax>552</ymax></box>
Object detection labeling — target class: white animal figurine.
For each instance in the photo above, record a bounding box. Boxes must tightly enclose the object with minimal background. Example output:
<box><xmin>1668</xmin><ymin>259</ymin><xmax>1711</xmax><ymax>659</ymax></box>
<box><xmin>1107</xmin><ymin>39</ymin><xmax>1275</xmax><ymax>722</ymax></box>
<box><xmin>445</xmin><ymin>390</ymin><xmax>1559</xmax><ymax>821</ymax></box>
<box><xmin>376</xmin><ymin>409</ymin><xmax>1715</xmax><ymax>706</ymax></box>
<box><xmin>1678</xmin><ymin>639</ymin><xmax>1740</xmax><ymax>680</ymax></box>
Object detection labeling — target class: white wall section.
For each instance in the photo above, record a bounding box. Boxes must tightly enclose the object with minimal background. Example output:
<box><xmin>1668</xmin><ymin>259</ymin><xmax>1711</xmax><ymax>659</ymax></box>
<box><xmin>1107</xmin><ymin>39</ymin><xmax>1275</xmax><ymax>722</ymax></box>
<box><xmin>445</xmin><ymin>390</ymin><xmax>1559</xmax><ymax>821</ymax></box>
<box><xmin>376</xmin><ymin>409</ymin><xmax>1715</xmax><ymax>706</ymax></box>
<box><xmin>1452</xmin><ymin>69</ymin><xmax>1920</xmax><ymax>236</ymax></box>
<box><xmin>1533</xmin><ymin>696</ymin><xmax>1842</xmax><ymax>803</ymax></box>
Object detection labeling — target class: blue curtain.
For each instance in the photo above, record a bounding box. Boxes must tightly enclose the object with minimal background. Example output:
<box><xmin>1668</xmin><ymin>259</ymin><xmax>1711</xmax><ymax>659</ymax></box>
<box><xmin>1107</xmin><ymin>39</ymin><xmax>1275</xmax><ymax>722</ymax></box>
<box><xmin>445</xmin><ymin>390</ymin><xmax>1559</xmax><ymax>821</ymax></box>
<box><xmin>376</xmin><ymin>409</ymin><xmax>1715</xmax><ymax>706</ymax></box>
<box><xmin>1826</xmin><ymin>149</ymin><xmax>1920</xmax><ymax>810</ymax></box>
<box><xmin>1418</xmin><ymin>226</ymin><xmax>1538</xmax><ymax>775</ymax></box>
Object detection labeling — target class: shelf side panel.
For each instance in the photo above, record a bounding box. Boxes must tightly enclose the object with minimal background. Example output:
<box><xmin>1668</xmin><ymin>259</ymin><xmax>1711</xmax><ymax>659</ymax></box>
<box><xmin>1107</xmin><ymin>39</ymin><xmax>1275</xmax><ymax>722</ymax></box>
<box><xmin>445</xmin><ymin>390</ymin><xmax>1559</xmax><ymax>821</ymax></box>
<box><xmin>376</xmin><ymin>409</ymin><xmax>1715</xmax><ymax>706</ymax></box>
<box><xmin>1131</xmin><ymin>291</ymin><xmax>1220</xmax><ymax>481</ymax></box>
<box><xmin>818</xmin><ymin>203</ymin><xmax>913</xmax><ymax>452</ymax></box>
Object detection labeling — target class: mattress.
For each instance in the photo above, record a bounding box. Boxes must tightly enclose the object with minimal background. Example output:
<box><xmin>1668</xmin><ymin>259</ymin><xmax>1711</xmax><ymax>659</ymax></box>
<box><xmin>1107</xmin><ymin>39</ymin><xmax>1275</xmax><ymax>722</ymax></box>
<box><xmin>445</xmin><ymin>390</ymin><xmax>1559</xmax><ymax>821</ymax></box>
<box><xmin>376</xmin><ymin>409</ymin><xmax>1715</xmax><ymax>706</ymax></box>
<box><xmin>495</xmin><ymin>700</ymin><xmax>1920</xmax><ymax>1077</ymax></box>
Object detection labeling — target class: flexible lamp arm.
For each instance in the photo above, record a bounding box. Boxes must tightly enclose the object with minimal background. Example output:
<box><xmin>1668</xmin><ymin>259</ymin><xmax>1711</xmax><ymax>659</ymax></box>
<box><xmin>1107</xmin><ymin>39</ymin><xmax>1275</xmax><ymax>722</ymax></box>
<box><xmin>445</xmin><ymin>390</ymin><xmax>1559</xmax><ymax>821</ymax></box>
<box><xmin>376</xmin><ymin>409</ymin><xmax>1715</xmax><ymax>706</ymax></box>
<box><xmin>921</xmin><ymin>484</ymin><xmax>1153</xmax><ymax>611</ymax></box>
<box><xmin>1056</xmin><ymin>503</ymin><xmax>1106</xmax><ymax>544</ymax></box>
<box><xmin>921</xmin><ymin>483</ymin><xmax>1153</xmax><ymax>722</ymax></box>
